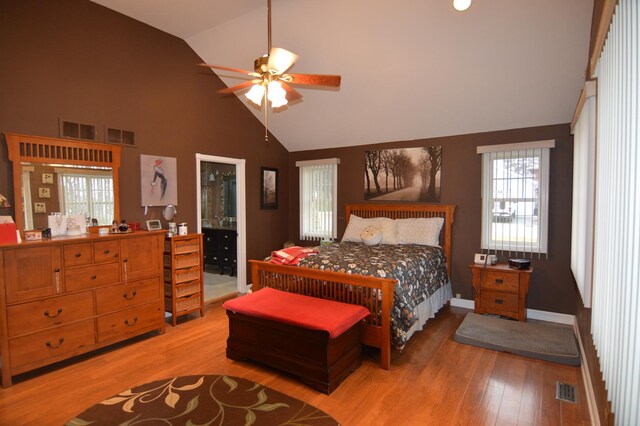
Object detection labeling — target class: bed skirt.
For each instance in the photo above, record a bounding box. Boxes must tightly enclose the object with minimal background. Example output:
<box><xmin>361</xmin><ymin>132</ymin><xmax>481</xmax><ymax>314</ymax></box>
<box><xmin>402</xmin><ymin>281</ymin><xmax>452</xmax><ymax>345</ymax></box>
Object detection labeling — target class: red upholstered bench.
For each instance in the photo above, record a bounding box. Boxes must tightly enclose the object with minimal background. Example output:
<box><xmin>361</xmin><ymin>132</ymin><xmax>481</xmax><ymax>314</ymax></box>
<box><xmin>223</xmin><ymin>287</ymin><xmax>370</xmax><ymax>394</ymax></box>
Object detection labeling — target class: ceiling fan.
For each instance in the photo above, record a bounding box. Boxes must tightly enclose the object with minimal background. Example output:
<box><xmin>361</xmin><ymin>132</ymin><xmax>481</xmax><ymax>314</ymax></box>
<box><xmin>200</xmin><ymin>0</ymin><xmax>341</xmax><ymax>142</ymax></box>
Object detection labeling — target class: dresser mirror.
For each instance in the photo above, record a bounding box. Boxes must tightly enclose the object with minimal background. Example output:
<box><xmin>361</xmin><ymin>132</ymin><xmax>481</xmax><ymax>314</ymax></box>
<box><xmin>5</xmin><ymin>133</ymin><xmax>121</xmax><ymax>232</ymax></box>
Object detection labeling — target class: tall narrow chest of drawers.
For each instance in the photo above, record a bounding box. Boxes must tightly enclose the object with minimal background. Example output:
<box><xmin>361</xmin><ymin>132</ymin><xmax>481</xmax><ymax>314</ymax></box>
<box><xmin>0</xmin><ymin>231</ymin><xmax>165</xmax><ymax>387</ymax></box>
<box><xmin>163</xmin><ymin>233</ymin><xmax>204</xmax><ymax>326</ymax></box>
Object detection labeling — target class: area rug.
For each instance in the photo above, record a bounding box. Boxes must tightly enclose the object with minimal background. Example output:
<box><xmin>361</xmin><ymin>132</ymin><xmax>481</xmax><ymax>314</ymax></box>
<box><xmin>454</xmin><ymin>313</ymin><xmax>580</xmax><ymax>366</ymax></box>
<box><xmin>66</xmin><ymin>375</ymin><xmax>339</xmax><ymax>425</ymax></box>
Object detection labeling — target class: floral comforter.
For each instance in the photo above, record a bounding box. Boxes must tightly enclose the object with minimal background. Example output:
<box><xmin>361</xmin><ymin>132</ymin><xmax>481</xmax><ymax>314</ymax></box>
<box><xmin>297</xmin><ymin>241</ymin><xmax>450</xmax><ymax>349</ymax></box>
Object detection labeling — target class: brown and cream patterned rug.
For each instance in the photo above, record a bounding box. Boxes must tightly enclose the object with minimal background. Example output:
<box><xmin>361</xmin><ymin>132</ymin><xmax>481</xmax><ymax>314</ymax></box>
<box><xmin>66</xmin><ymin>375</ymin><xmax>339</xmax><ymax>425</ymax></box>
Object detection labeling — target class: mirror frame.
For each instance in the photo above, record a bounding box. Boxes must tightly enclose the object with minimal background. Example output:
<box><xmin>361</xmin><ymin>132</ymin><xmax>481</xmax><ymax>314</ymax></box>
<box><xmin>5</xmin><ymin>133</ymin><xmax>121</xmax><ymax>231</ymax></box>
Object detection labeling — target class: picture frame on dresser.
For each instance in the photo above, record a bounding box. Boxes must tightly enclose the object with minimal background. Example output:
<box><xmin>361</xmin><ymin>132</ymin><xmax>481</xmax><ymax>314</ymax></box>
<box><xmin>260</xmin><ymin>167</ymin><xmax>278</xmax><ymax>209</ymax></box>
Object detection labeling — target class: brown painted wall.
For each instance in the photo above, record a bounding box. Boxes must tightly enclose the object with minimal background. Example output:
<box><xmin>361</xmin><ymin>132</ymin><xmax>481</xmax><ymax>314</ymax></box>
<box><xmin>289</xmin><ymin>124</ymin><xmax>580</xmax><ymax>315</ymax></box>
<box><xmin>0</xmin><ymin>0</ymin><xmax>290</xmax><ymax>272</ymax></box>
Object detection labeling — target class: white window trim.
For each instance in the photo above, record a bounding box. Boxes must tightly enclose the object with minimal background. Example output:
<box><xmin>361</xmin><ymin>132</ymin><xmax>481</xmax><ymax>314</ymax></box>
<box><xmin>478</xmin><ymin>140</ymin><xmax>554</xmax><ymax>255</ymax></box>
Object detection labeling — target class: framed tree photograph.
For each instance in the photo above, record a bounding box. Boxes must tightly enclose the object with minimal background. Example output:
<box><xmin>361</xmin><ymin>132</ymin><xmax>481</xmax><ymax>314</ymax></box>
<box><xmin>261</xmin><ymin>167</ymin><xmax>278</xmax><ymax>209</ymax></box>
<box><xmin>364</xmin><ymin>146</ymin><xmax>442</xmax><ymax>202</ymax></box>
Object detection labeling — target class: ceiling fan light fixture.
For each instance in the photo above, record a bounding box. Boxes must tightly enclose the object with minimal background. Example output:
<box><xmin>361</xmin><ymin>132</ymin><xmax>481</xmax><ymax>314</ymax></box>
<box><xmin>245</xmin><ymin>84</ymin><xmax>265</xmax><ymax>106</ymax></box>
<box><xmin>453</xmin><ymin>0</ymin><xmax>472</xmax><ymax>11</ymax></box>
<box><xmin>267</xmin><ymin>81</ymin><xmax>288</xmax><ymax>108</ymax></box>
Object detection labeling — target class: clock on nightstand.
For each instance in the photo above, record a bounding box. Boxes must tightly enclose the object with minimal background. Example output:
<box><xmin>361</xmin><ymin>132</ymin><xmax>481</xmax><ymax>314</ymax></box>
<box><xmin>469</xmin><ymin>263</ymin><xmax>533</xmax><ymax>321</ymax></box>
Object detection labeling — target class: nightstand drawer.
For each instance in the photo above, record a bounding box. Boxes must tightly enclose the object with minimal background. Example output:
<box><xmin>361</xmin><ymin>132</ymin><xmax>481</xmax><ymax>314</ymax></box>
<box><xmin>480</xmin><ymin>291</ymin><xmax>519</xmax><ymax>314</ymax></box>
<box><xmin>480</xmin><ymin>270</ymin><xmax>519</xmax><ymax>292</ymax></box>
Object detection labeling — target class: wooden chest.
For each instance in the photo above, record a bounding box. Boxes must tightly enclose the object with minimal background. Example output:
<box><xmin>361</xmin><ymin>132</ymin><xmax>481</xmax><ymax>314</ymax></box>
<box><xmin>226</xmin><ymin>311</ymin><xmax>363</xmax><ymax>394</ymax></box>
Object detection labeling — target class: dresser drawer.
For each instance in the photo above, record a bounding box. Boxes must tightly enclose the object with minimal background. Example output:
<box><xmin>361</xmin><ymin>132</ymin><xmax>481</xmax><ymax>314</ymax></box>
<box><xmin>480</xmin><ymin>270</ymin><xmax>520</xmax><ymax>292</ymax></box>
<box><xmin>94</xmin><ymin>240</ymin><xmax>120</xmax><ymax>263</ymax></box>
<box><xmin>63</xmin><ymin>243</ymin><xmax>93</xmax><ymax>268</ymax></box>
<box><xmin>9</xmin><ymin>320</ymin><xmax>95</xmax><ymax>369</ymax></box>
<box><xmin>65</xmin><ymin>263</ymin><xmax>120</xmax><ymax>292</ymax></box>
<box><xmin>95</xmin><ymin>277</ymin><xmax>161</xmax><ymax>314</ymax></box>
<box><xmin>479</xmin><ymin>290</ymin><xmax>519</xmax><ymax>315</ymax></box>
<box><xmin>97</xmin><ymin>302</ymin><xmax>162</xmax><ymax>343</ymax></box>
<box><xmin>7</xmin><ymin>292</ymin><xmax>94</xmax><ymax>337</ymax></box>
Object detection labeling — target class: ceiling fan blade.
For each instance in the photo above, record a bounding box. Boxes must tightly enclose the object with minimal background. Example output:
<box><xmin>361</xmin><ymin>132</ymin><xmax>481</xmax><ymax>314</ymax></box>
<box><xmin>280</xmin><ymin>82</ymin><xmax>303</xmax><ymax>102</ymax></box>
<box><xmin>219</xmin><ymin>80</ymin><xmax>260</xmax><ymax>94</ymax></box>
<box><xmin>286</xmin><ymin>73</ymin><xmax>342</xmax><ymax>87</ymax></box>
<box><xmin>199</xmin><ymin>63</ymin><xmax>255</xmax><ymax>76</ymax></box>
<box><xmin>268</xmin><ymin>47</ymin><xmax>298</xmax><ymax>74</ymax></box>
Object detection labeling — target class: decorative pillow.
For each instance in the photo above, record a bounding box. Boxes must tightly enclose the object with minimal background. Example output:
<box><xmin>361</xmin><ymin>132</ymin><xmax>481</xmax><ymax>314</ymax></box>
<box><xmin>377</xmin><ymin>217</ymin><xmax>399</xmax><ymax>245</ymax></box>
<box><xmin>360</xmin><ymin>225</ymin><xmax>382</xmax><ymax>246</ymax></box>
<box><xmin>341</xmin><ymin>215</ymin><xmax>378</xmax><ymax>242</ymax></box>
<box><xmin>396</xmin><ymin>217</ymin><xmax>444</xmax><ymax>246</ymax></box>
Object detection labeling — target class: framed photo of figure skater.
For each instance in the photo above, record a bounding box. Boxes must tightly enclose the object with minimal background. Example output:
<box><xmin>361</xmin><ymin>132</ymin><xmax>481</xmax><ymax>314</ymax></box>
<box><xmin>140</xmin><ymin>154</ymin><xmax>178</xmax><ymax>206</ymax></box>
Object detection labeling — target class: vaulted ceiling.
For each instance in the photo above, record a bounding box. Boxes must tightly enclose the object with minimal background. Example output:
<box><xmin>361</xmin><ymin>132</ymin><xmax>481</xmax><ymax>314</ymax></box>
<box><xmin>90</xmin><ymin>0</ymin><xmax>593</xmax><ymax>152</ymax></box>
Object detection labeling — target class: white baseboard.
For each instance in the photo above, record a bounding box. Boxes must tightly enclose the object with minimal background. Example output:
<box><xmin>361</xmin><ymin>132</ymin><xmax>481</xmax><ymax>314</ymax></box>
<box><xmin>573</xmin><ymin>321</ymin><xmax>600</xmax><ymax>426</ymax></box>
<box><xmin>450</xmin><ymin>298</ymin><xmax>575</xmax><ymax>325</ymax></box>
<box><xmin>450</xmin><ymin>297</ymin><xmax>475</xmax><ymax>310</ymax></box>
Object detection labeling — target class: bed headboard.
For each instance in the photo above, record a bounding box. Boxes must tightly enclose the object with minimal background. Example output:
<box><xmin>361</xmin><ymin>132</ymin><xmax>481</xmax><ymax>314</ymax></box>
<box><xmin>345</xmin><ymin>204</ymin><xmax>456</xmax><ymax>276</ymax></box>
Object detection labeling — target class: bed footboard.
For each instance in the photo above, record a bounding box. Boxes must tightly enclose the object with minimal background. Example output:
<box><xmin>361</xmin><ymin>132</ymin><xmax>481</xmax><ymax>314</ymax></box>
<box><xmin>249</xmin><ymin>260</ymin><xmax>396</xmax><ymax>370</ymax></box>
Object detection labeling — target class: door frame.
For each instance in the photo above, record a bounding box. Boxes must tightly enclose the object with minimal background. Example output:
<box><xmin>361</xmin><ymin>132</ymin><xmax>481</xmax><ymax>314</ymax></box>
<box><xmin>195</xmin><ymin>153</ymin><xmax>248</xmax><ymax>293</ymax></box>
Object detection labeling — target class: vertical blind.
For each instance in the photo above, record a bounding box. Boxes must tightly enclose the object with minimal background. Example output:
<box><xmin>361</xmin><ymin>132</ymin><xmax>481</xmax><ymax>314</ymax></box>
<box><xmin>570</xmin><ymin>81</ymin><xmax>596</xmax><ymax>308</ymax></box>
<box><xmin>478</xmin><ymin>140</ymin><xmax>554</xmax><ymax>257</ymax></box>
<box><xmin>297</xmin><ymin>158</ymin><xmax>339</xmax><ymax>241</ymax></box>
<box><xmin>592</xmin><ymin>0</ymin><xmax>640</xmax><ymax>424</ymax></box>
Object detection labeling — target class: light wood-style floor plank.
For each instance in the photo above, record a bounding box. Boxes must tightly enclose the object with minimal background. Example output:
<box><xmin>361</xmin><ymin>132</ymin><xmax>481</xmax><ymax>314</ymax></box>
<box><xmin>0</xmin><ymin>303</ymin><xmax>591</xmax><ymax>425</ymax></box>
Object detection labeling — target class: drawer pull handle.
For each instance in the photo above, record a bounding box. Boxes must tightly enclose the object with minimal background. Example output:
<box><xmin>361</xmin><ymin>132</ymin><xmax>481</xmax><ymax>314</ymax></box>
<box><xmin>44</xmin><ymin>308</ymin><xmax>63</xmax><ymax>318</ymax></box>
<box><xmin>123</xmin><ymin>290</ymin><xmax>137</xmax><ymax>300</ymax></box>
<box><xmin>104</xmin><ymin>249</ymin><xmax>110</xmax><ymax>254</ymax></box>
<box><xmin>495</xmin><ymin>279</ymin><xmax>504</xmax><ymax>284</ymax></box>
<box><xmin>46</xmin><ymin>338</ymin><xmax>64</xmax><ymax>349</ymax></box>
<box><xmin>91</xmin><ymin>275</ymin><xmax>97</xmax><ymax>280</ymax></box>
<box><xmin>125</xmin><ymin>317</ymin><xmax>138</xmax><ymax>327</ymax></box>
<box><xmin>75</xmin><ymin>253</ymin><xmax>82</xmax><ymax>258</ymax></box>
<box><xmin>495</xmin><ymin>299</ymin><xmax>504</xmax><ymax>304</ymax></box>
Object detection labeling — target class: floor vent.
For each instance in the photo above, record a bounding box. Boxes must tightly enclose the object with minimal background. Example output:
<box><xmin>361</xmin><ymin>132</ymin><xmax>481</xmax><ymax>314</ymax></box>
<box><xmin>556</xmin><ymin>381</ymin><xmax>578</xmax><ymax>404</ymax></box>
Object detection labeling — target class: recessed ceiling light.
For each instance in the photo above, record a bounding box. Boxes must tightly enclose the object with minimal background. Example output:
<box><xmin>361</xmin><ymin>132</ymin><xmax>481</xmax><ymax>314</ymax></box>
<box><xmin>453</xmin><ymin>0</ymin><xmax>472</xmax><ymax>12</ymax></box>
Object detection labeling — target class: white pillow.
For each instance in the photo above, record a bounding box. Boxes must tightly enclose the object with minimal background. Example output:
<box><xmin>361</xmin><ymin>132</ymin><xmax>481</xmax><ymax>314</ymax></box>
<box><xmin>396</xmin><ymin>218</ymin><xmax>444</xmax><ymax>246</ymax></box>
<box><xmin>377</xmin><ymin>217</ymin><xmax>399</xmax><ymax>245</ymax></box>
<box><xmin>342</xmin><ymin>215</ymin><xmax>378</xmax><ymax>242</ymax></box>
<box><xmin>343</xmin><ymin>215</ymin><xmax>399</xmax><ymax>244</ymax></box>
<box><xmin>360</xmin><ymin>225</ymin><xmax>382</xmax><ymax>246</ymax></box>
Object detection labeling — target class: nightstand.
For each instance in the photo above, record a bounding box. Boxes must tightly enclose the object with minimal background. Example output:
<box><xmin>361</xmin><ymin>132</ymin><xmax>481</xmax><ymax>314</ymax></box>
<box><xmin>469</xmin><ymin>263</ymin><xmax>532</xmax><ymax>321</ymax></box>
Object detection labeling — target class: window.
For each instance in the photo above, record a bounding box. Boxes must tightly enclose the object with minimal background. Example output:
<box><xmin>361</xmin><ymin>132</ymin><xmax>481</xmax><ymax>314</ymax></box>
<box><xmin>570</xmin><ymin>81</ymin><xmax>596</xmax><ymax>307</ymax></box>
<box><xmin>57</xmin><ymin>168</ymin><xmax>114</xmax><ymax>225</ymax></box>
<box><xmin>296</xmin><ymin>158</ymin><xmax>339</xmax><ymax>241</ymax></box>
<box><xmin>478</xmin><ymin>140</ymin><xmax>554</xmax><ymax>255</ymax></box>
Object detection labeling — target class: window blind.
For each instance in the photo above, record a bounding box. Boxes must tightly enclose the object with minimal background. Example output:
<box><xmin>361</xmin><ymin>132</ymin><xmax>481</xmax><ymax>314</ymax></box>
<box><xmin>592</xmin><ymin>0</ymin><xmax>640</xmax><ymax>424</ymax></box>
<box><xmin>297</xmin><ymin>158</ymin><xmax>339</xmax><ymax>241</ymax></box>
<box><xmin>478</xmin><ymin>140</ymin><xmax>554</xmax><ymax>257</ymax></box>
<box><xmin>570</xmin><ymin>81</ymin><xmax>596</xmax><ymax>308</ymax></box>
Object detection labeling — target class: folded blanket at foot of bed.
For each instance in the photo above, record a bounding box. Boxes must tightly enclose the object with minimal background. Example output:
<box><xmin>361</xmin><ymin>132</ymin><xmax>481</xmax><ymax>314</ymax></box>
<box><xmin>269</xmin><ymin>245</ymin><xmax>318</xmax><ymax>266</ymax></box>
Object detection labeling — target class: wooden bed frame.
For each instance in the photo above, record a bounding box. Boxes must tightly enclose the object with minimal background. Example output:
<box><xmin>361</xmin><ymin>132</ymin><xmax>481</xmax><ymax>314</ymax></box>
<box><xmin>249</xmin><ymin>203</ymin><xmax>456</xmax><ymax>370</ymax></box>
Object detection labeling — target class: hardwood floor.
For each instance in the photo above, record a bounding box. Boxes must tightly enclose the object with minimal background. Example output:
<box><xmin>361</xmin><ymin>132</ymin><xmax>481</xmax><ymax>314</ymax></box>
<box><xmin>0</xmin><ymin>302</ymin><xmax>591</xmax><ymax>425</ymax></box>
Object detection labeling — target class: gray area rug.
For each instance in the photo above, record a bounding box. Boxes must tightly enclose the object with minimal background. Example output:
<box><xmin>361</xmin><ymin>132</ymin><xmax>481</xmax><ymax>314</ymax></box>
<box><xmin>454</xmin><ymin>313</ymin><xmax>580</xmax><ymax>366</ymax></box>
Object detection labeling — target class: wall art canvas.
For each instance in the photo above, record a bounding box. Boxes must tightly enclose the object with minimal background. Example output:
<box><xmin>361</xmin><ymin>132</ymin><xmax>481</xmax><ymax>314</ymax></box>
<box><xmin>261</xmin><ymin>167</ymin><xmax>278</xmax><ymax>209</ymax></box>
<box><xmin>140</xmin><ymin>154</ymin><xmax>178</xmax><ymax>206</ymax></box>
<box><xmin>364</xmin><ymin>146</ymin><xmax>442</xmax><ymax>201</ymax></box>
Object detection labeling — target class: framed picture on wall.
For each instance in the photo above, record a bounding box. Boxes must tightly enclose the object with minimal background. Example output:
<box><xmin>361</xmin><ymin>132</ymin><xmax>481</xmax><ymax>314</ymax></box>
<box><xmin>140</xmin><ymin>154</ymin><xmax>178</xmax><ymax>206</ymax></box>
<box><xmin>261</xmin><ymin>167</ymin><xmax>278</xmax><ymax>209</ymax></box>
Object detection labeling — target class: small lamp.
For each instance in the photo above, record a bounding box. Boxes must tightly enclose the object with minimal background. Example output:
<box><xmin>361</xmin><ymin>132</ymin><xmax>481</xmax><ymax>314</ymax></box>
<box><xmin>0</xmin><ymin>193</ymin><xmax>11</xmax><ymax>208</ymax></box>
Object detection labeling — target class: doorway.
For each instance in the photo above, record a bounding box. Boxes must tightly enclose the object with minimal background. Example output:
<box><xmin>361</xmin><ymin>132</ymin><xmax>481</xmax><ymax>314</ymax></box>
<box><xmin>196</xmin><ymin>154</ymin><xmax>247</xmax><ymax>301</ymax></box>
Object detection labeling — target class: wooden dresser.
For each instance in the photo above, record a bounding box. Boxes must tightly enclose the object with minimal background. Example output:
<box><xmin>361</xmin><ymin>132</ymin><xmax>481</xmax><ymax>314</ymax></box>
<box><xmin>0</xmin><ymin>231</ymin><xmax>165</xmax><ymax>387</ymax></box>
<box><xmin>163</xmin><ymin>234</ymin><xmax>204</xmax><ymax>326</ymax></box>
<box><xmin>470</xmin><ymin>263</ymin><xmax>533</xmax><ymax>321</ymax></box>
